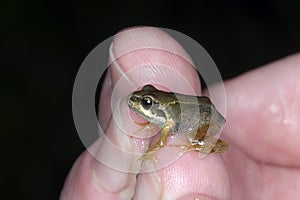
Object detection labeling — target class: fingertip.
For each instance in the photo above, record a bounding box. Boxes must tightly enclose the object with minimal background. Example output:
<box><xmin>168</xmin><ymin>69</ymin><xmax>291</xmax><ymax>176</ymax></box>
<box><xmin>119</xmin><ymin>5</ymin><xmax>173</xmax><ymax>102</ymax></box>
<box><xmin>113</xmin><ymin>26</ymin><xmax>193</xmax><ymax>65</ymax></box>
<box><xmin>109</xmin><ymin>26</ymin><xmax>201</xmax><ymax>95</ymax></box>
<box><xmin>158</xmin><ymin>152</ymin><xmax>231</xmax><ymax>199</ymax></box>
<box><xmin>134</xmin><ymin>150</ymin><xmax>231</xmax><ymax>200</ymax></box>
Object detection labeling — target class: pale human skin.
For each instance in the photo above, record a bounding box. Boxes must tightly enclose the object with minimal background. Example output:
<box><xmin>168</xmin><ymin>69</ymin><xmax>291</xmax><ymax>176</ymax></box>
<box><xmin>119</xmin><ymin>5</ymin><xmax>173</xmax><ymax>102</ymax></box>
<box><xmin>60</xmin><ymin>27</ymin><xmax>300</xmax><ymax>200</ymax></box>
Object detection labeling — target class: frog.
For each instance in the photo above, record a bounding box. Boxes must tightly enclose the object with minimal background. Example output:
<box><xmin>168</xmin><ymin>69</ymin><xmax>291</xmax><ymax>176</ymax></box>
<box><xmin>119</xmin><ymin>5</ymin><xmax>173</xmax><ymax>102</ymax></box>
<box><xmin>127</xmin><ymin>85</ymin><xmax>228</xmax><ymax>161</ymax></box>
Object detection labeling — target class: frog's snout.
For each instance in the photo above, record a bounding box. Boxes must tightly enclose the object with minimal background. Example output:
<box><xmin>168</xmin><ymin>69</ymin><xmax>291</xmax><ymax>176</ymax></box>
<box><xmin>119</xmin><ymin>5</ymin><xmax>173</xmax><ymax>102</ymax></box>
<box><xmin>128</xmin><ymin>95</ymin><xmax>139</xmax><ymax>103</ymax></box>
<box><xmin>127</xmin><ymin>94</ymin><xmax>138</xmax><ymax>109</ymax></box>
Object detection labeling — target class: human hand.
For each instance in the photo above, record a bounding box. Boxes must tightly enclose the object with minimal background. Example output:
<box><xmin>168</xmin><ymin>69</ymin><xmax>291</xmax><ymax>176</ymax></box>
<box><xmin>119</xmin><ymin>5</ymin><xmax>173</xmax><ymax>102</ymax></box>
<box><xmin>221</xmin><ymin>52</ymin><xmax>300</xmax><ymax>199</ymax></box>
<box><xmin>60</xmin><ymin>27</ymin><xmax>300</xmax><ymax>200</ymax></box>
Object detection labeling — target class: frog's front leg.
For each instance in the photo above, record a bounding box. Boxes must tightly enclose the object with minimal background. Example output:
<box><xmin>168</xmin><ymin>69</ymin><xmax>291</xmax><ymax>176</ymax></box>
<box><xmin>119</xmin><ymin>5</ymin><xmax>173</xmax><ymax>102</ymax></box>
<box><xmin>138</xmin><ymin>122</ymin><xmax>172</xmax><ymax>162</ymax></box>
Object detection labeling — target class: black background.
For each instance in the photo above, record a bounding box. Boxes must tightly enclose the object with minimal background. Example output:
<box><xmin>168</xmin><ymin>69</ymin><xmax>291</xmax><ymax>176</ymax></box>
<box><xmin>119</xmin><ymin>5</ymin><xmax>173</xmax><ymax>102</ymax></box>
<box><xmin>1</xmin><ymin>0</ymin><xmax>300</xmax><ymax>199</ymax></box>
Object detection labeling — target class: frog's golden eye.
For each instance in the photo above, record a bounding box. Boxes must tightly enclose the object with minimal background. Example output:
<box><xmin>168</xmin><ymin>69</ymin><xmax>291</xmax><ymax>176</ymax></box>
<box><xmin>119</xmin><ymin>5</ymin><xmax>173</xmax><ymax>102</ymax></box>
<box><xmin>141</xmin><ymin>97</ymin><xmax>153</xmax><ymax>109</ymax></box>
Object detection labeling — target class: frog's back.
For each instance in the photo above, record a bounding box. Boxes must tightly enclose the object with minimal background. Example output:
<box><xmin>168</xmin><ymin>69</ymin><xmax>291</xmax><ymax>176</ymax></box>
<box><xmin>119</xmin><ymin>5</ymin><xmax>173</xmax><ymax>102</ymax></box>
<box><xmin>166</xmin><ymin>94</ymin><xmax>225</xmax><ymax>134</ymax></box>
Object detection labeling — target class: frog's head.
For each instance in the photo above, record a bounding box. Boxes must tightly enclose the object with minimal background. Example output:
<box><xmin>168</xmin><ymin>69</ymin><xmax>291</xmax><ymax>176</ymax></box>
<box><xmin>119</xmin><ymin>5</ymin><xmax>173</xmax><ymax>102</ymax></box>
<box><xmin>127</xmin><ymin>85</ymin><xmax>167</xmax><ymax>126</ymax></box>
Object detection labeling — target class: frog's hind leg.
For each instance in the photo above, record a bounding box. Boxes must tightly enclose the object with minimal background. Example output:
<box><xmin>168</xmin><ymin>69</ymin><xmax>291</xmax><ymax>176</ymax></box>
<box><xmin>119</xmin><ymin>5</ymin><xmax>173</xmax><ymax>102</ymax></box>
<box><xmin>138</xmin><ymin>122</ymin><xmax>172</xmax><ymax>162</ymax></box>
<box><xmin>192</xmin><ymin>125</ymin><xmax>209</xmax><ymax>141</ymax></box>
<box><xmin>170</xmin><ymin>125</ymin><xmax>228</xmax><ymax>154</ymax></box>
<box><xmin>188</xmin><ymin>125</ymin><xmax>228</xmax><ymax>153</ymax></box>
<box><xmin>187</xmin><ymin>138</ymin><xmax>228</xmax><ymax>153</ymax></box>
<box><xmin>210</xmin><ymin>138</ymin><xmax>228</xmax><ymax>153</ymax></box>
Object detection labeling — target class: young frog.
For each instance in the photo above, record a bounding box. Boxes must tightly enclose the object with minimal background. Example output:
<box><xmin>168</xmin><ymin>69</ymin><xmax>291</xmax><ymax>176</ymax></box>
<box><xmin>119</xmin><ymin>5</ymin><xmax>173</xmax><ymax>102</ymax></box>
<box><xmin>127</xmin><ymin>85</ymin><xmax>228</xmax><ymax>161</ymax></box>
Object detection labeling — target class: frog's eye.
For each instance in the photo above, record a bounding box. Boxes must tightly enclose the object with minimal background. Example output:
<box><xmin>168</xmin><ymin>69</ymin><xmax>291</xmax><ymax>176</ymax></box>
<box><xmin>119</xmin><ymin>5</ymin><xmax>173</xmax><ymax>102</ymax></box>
<box><xmin>141</xmin><ymin>97</ymin><xmax>153</xmax><ymax>109</ymax></box>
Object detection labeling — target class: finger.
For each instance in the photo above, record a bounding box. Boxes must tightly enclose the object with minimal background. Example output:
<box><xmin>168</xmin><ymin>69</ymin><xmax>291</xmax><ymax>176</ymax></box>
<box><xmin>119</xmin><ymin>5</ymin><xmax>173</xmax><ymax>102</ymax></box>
<box><xmin>110</xmin><ymin>27</ymin><xmax>202</xmax><ymax>95</ymax></box>
<box><xmin>61</xmin><ymin>26</ymin><xmax>231</xmax><ymax>200</ymax></box>
<box><xmin>61</xmin><ymin>79</ymin><xmax>140</xmax><ymax>199</ymax></box>
<box><xmin>223</xmin><ymin>53</ymin><xmax>300</xmax><ymax>166</ymax></box>
<box><xmin>98</xmin><ymin>68</ymin><xmax>112</xmax><ymax>131</ymax></box>
<box><xmin>219</xmin><ymin>142</ymin><xmax>300</xmax><ymax>199</ymax></box>
<box><xmin>110</xmin><ymin>27</ymin><xmax>230</xmax><ymax>199</ymax></box>
<box><xmin>134</xmin><ymin>153</ymin><xmax>231</xmax><ymax>200</ymax></box>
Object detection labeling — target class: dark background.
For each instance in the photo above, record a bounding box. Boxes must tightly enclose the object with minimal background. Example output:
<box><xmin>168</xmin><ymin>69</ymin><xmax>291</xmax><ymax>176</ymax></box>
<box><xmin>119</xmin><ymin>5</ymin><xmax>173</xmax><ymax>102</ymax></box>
<box><xmin>1</xmin><ymin>0</ymin><xmax>300</xmax><ymax>199</ymax></box>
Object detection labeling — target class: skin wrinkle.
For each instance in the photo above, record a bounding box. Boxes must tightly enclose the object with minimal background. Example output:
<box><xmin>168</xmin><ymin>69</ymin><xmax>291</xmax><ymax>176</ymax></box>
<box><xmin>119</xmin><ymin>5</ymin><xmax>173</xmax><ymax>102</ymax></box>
<box><xmin>75</xmin><ymin>150</ymin><xmax>112</xmax><ymax>200</ymax></box>
<box><xmin>224</xmin><ymin>146</ymin><xmax>257</xmax><ymax>200</ymax></box>
<box><xmin>245</xmin><ymin>158</ymin><xmax>264</xmax><ymax>200</ymax></box>
<box><xmin>61</xmin><ymin>152</ymin><xmax>83</xmax><ymax>199</ymax></box>
<box><xmin>261</xmin><ymin>164</ymin><xmax>300</xmax><ymax>199</ymax></box>
<box><xmin>92</xmin><ymin>155</ymin><xmax>137</xmax><ymax>198</ymax></box>
<box><xmin>92</xmin><ymin>166</ymin><xmax>117</xmax><ymax>195</ymax></box>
